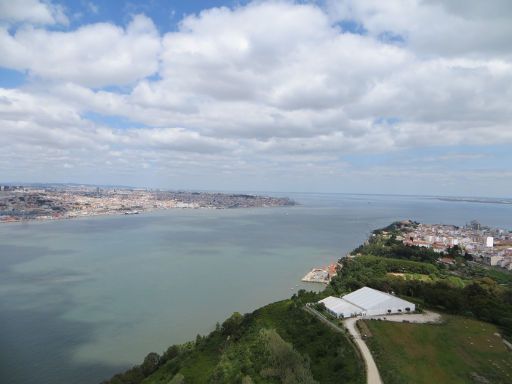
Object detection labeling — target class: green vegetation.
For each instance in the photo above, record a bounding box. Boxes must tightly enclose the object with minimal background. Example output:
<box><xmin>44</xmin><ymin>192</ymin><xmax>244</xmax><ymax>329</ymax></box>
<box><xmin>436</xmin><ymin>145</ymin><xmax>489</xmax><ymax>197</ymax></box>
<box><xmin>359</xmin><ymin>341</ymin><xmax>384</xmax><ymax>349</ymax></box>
<box><xmin>330</xmin><ymin>255</ymin><xmax>442</xmax><ymax>293</ymax></box>
<box><xmin>365</xmin><ymin>315</ymin><xmax>512</xmax><ymax>384</ymax></box>
<box><xmin>353</xmin><ymin>234</ymin><xmax>441</xmax><ymax>263</ymax></box>
<box><xmin>460</xmin><ymin>263</ymin><xmax>512</xmax><ymax>287</ymax></box>
<box><xmin>103</xmin><ymin>293</ymin><xmax>364</xmax><ymax>384</ymax></box>
<box><xmin>372</xmin><ymin>221</ymin><xmax>419</xmax><ymax>236</ymax></box>
<box><xmin>387</xmin><ymin>272</ymin><xmax>467</xmax><ymax>288</ymax></box>
<box><xmin>329</xmin><ymin>224</ymin><xmax>512</xmax><ymax>339</ymax></box>
<box><xmin>330</xmin><ymin>252</ymin><xmax>512</xmax><ymax>338</ymax></box>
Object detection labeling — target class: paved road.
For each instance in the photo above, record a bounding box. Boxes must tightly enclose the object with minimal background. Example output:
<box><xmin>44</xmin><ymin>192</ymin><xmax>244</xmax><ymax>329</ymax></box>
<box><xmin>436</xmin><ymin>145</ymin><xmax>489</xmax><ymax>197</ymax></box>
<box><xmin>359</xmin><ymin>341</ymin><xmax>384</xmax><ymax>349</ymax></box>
<box><xmin>343</xmin><ymin>318</ymin><xmax>383</xmax><ymax>384</ymax></box>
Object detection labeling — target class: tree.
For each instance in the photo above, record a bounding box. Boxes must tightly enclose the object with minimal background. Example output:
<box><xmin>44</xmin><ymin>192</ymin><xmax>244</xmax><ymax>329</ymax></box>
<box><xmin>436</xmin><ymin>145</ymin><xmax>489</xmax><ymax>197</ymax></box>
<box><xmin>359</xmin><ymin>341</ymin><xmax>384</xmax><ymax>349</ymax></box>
<box><xmin>161</xmin><ymin>345</ymin><xmax>179</xmax><ymax>363</ymax></box>
<box><xmin>141</xmin><ymin>352</ymin><xmax>160</xmax><ymax>376</ymax></box>
<box><xmin>447</xmin><ymin>245</ymin><xmax>463</xmax><ymax>258</ymax></box>
<box><xmin>221</xmin><ymin>312</ymin><xmax>244</xmax><ymax>339</ymax></box>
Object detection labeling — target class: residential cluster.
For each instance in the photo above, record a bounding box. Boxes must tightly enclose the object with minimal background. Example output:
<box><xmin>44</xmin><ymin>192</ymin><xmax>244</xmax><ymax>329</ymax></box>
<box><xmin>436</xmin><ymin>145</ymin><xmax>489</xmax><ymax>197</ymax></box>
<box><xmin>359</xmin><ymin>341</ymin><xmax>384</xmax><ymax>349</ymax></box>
<box><xmin>0</xmin><ymin>185</ymin><xmax>295</xmax><ymax>223</ymax></box>
<box><xmin>398</xmin><ymin>220</ymin><xmax>512</xmax><ymax>270</ymax></box>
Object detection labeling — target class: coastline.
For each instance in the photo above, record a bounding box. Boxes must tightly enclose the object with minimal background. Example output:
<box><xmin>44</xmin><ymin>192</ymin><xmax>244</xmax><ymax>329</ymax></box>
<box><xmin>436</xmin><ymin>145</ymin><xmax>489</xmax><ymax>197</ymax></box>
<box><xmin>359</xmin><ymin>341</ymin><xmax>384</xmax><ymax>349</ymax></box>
<box><xmin>0</xmin><ymin>199</ymin><xmax>297</xmax><ymax>225</ymax></box>
<box><xmin>0</xmin><ymin>206</ymin><xmax>201</xmax><ymax>225</ymax></box>
<box><xmin>0</xmin><ymin>205</ymin><xmax>294</xmax><ymax>225</ymax></box>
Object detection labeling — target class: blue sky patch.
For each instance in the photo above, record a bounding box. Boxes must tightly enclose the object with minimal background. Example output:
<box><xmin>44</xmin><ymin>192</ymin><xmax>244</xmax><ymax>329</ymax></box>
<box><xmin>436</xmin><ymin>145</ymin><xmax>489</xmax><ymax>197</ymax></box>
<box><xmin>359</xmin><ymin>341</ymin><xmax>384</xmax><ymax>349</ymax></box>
<box><xmin>0</xmin><ymin>68</ymin><xmax>26</xmax><ymax>88</ymax></box>
<box><xmin>65</xmin><ymin>0</ymin><xmax>252</xmax><ymax>33</ymax></box>
<box><xmin>378</xmin><ymin>31</ymin><xmax>406</xmax><ymax>44</ymax></box>
<box><xmin>336</xmin><ymin>19</ymin><xmax>367</xmax><ymax>35</ymax></box>
<box><xmin>374</xmin><ymin>117</ymin><xmax>401</xmax><ymax>125</ymax></box>
<box><xmin>82</xmin><ymin>111</ymin><xmax>148</xmax><ymax>129</ymax></box>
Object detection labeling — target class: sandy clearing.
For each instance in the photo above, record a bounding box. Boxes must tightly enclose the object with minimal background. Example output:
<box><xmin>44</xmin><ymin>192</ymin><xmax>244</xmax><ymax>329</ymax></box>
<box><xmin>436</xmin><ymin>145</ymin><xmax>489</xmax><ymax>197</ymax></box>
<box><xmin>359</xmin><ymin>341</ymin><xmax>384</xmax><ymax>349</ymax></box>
<box><xmin>366</xmin><ymin>310</ymin><xmax>442</xmax><ymax>323</ymax></box>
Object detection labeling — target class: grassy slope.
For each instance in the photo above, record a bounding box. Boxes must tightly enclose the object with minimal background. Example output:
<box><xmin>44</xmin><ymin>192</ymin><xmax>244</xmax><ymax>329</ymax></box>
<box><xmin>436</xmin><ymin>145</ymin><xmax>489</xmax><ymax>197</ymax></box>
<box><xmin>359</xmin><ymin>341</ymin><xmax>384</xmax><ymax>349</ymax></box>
<box><xmin>251</xmin><ymin>300</ymin><xmax>364</xmax><ymax>383</ymax></box>
<box><xmin>143</xmin><ymin>299</ymin><xmax>364</xmax><ymax>384</ymax></box>
<box><xmin>141</xmin><ymin>332</ymin><xmax>223</xmax><ymax>384</ymax></box>
<box><xmin>386</xmin><ymin>272</ymin><xmax>467</xmax><ymax>288</ymax></box>
<box><xmin>365</xmin><ymin>315</ymin><xmax>512</xmax><ymax>384</ymax></box>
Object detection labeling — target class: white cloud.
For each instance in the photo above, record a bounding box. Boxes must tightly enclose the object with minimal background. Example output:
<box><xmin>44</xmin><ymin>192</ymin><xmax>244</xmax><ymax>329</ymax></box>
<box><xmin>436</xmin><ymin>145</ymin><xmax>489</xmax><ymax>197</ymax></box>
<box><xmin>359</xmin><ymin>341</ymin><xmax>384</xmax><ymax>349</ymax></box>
<box><xmin>0</xmin><ymin>1</ymin><xmax>511</xmax><ymax>194</ymax></box>
<box><xmin>0</xmin><ymin>14</ymin><xmax>160</xmax><ymax>87</ymax></box>
<box><xmin>0</xmin><ymin>88</ymin><xmax>235</xmax><ymax>156</ymax></box>
<box><xmin>326</xmin><ymin>0</ymin><xmax>512</xmax><ymax>57</ymax></box>
<box><xmin>0</xmin><ymin>0</ymin><xmax>68</xmax><ymax>25</ymax></box>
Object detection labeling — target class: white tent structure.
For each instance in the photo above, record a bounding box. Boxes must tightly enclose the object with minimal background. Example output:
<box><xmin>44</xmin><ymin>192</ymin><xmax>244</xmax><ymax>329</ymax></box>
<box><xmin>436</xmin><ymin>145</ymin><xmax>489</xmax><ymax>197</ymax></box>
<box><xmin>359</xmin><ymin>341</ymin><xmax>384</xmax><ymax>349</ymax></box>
<box><xmin>319</xmin><ymin>296</ymin><xmax>364</xmax><ymax>318</ymax></box>
<box><xmin>319</xmin><ymin>286</ymin><xmax>416</xmax><ymax>319</ymax></box>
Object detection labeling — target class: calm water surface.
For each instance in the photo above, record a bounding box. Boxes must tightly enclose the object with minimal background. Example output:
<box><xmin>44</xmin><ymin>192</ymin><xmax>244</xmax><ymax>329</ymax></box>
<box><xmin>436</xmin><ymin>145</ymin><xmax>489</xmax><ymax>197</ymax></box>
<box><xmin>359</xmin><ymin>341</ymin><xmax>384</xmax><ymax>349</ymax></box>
<box><xmin>0</xmin><ymin>193</ymin><xmax>511</xmax><ymax>384</ymax></box>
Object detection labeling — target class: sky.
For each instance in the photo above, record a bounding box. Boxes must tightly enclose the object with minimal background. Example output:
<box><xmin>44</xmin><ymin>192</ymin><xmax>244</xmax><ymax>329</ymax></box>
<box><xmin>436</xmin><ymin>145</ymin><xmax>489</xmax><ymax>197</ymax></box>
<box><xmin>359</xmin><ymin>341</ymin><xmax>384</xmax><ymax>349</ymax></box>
<box><xmin>0</xmin><ymin>0</ymin><xmax>511</xmax><ymax>197</ymax></box>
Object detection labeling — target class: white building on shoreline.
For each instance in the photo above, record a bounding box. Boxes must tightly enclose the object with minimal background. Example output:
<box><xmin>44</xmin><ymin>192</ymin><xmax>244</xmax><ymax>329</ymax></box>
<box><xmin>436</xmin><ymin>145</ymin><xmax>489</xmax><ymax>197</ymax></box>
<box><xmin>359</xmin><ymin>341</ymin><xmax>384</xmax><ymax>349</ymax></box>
<box><xmin>319</xmin><ymin>287</ymin><xmax>416</xmax><ymax>319</ymax></box>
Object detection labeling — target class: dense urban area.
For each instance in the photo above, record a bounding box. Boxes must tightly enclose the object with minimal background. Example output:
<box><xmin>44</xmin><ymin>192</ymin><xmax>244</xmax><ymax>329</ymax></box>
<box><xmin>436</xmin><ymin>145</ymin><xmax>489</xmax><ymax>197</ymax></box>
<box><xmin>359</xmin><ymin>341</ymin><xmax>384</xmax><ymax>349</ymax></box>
<box><xmin>0</xmin><ymin>185</ymin><xmax>295</xmax><ymax>222</ymax></box>
<box><xmin>303</xmin><ymin>219</ymin><xmax>512</xmax><ymax>284</ymax></box>
<box><xmin>394</xmin><ymin>220</ymin><xmax>512</xmax><ymax>271</ymax></box>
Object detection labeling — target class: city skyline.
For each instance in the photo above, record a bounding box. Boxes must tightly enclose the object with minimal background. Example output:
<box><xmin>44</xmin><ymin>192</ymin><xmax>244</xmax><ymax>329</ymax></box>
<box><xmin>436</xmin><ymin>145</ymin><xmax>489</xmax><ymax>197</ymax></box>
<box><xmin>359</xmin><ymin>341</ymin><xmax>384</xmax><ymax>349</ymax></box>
<box><xmin>1</xmin><ymin>0</ymin><xmax>511</xmax><ymax>197</ymax></box>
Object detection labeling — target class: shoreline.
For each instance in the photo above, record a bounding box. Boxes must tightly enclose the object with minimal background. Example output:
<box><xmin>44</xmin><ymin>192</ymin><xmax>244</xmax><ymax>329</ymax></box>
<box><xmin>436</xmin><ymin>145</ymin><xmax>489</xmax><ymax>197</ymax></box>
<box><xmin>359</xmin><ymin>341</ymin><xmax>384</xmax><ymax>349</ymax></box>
<box><xmin>0</xmin><ymin>202</ymin><xmax>296</xmax><ymax>225</ymax></box>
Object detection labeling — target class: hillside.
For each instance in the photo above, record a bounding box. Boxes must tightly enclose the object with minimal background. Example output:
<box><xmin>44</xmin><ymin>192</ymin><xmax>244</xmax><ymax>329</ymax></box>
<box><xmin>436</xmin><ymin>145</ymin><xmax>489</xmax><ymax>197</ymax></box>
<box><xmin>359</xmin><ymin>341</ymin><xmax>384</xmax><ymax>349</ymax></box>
<box><xmin>103</xmin><ymin>294</ymin><xmax>364</xmax><ymax>384</ymax></box>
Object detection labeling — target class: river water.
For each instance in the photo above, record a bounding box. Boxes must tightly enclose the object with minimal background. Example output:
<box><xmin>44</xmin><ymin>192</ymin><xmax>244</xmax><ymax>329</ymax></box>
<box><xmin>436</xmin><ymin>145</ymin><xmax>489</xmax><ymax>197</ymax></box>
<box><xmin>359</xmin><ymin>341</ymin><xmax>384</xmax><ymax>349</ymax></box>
<box><xmin>0</xmin><ymin>193</ymin><xmax>511</xmax><ymax>384</ymax></box>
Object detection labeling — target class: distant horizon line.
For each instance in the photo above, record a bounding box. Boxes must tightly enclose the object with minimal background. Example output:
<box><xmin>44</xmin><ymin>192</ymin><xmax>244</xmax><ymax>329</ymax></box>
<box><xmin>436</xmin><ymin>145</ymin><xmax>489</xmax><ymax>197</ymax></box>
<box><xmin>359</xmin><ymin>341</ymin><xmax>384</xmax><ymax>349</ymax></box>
<box><xmin>1</xmin><ymin>181</ymin><xmax>511</xmax><ymax>201</ymax></box>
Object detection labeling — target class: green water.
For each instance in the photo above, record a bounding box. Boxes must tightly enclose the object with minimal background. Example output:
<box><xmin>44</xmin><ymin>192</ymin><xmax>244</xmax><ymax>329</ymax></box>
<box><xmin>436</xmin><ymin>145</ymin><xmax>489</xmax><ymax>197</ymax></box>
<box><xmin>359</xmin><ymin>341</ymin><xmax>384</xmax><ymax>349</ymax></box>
<box><xmin>1</xmin><ymin>193</ymin><xmax>511</xmax><ymax>383</ymax></box>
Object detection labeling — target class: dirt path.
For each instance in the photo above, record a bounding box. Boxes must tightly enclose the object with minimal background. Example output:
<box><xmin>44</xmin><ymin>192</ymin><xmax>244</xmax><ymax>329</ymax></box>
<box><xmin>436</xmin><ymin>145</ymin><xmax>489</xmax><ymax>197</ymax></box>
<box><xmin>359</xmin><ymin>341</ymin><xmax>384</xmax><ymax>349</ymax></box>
<box><xmin>305</xmin><ymin>306</ymin><xmax>442</xmax><ymax>384</ymax></box>
<box><xmin>343</xmin><ymin>318</ymin><xmax>383</xmax><ymax>384</ymax></box>
<box><xmin>304</xmin><ymin>306</ymin><xmax>381</xmax><ymax>384</ymax></box>
<box><xmin>303</xmin><ymin>305</ymin><xmax>344</xmax><ymax>334</ymax></box>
